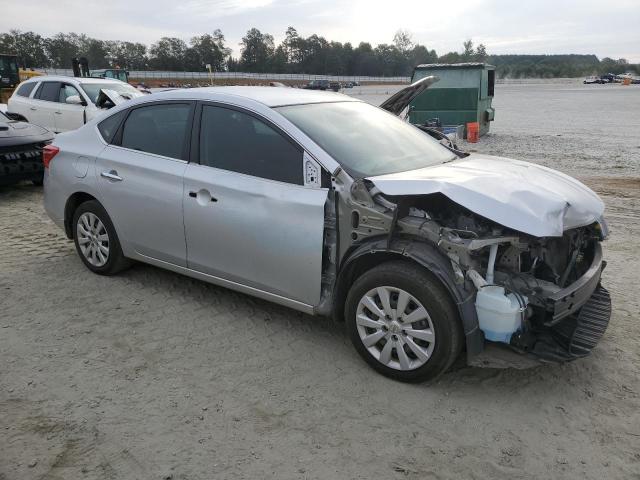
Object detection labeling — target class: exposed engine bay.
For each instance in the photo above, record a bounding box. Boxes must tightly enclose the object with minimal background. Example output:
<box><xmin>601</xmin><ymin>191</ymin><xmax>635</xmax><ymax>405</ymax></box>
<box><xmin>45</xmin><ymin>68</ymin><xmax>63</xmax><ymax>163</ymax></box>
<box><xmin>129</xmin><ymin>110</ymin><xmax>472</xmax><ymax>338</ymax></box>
<box><xmin>324</xmin><ymin>170</ymin><xmax>611</xmax><ymax>366</ymax></box>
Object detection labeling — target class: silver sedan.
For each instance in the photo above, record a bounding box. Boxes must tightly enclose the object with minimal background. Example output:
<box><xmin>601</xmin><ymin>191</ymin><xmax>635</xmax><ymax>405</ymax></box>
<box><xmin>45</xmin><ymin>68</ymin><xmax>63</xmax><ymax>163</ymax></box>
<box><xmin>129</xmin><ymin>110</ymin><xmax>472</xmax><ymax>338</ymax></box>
<box><xmin>44</xmin><ymin>84</ymin><xmax>610</xmax><ymax>382</ymax></box>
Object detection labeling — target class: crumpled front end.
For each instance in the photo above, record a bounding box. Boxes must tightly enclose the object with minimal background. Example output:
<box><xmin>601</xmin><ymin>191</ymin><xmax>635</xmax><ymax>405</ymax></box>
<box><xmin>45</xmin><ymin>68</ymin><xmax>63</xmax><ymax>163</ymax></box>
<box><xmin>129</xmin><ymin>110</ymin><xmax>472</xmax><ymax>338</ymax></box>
<box><xmin>336</xmin><ymin>172</ymin><xmax>612</xmax><ymax>366</ymax></box>
<box><xmin>398</xmin><ymin>194</ymin><xmax>611</xmax><ymax>364</ymax></box>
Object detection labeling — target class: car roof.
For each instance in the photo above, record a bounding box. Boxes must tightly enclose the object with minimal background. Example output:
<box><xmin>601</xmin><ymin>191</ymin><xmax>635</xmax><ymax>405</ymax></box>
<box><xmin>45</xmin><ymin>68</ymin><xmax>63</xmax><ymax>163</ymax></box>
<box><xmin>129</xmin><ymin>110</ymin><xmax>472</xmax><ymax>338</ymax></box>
<box><xmin>21</xmin><ymin>75</ymin><xmax>126</xmax><ymax>85</ymax></box>
<box><xmin>148</xmin><ymin>86</ymin><xmax>361</xmax><ymax>108</ymax></box>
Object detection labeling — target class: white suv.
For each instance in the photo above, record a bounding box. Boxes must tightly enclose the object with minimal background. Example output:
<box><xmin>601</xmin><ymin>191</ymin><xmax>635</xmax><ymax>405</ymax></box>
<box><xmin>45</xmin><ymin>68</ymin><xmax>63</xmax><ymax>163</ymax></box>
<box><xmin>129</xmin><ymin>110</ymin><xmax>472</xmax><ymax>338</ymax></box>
<box><xmin>8</xmin><ymin>76</ymin><xmax>143</xmax><ymax>133</ymax></box>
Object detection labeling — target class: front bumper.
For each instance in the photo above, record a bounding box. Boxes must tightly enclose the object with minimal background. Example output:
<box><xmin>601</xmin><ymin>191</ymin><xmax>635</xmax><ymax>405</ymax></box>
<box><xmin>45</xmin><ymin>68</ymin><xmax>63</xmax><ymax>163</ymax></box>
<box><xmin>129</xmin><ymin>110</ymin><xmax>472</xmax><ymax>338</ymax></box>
<box><xmin>531</xmin><ymin>242</ymin><xmax>611</xmax><ymax>362</ymax></box>
<box><xmin>470</xmin><ymin>284</ymin><xmax>612</xmax><ymax>368</ymax></box>
<box><xmin>545</xmin><ymin>243</ymin><xmax>606</xmax><ymax>322</ymax></box>
<box><xmin>471</xmin><ymin>242</ymin><xmax>612</xmax><ymax>367</ymax></box>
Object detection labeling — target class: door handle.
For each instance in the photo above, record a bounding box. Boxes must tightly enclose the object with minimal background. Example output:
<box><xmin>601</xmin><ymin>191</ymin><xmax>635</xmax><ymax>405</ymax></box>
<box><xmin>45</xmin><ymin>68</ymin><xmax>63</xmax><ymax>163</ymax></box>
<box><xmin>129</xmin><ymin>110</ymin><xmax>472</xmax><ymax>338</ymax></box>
<box><xmin>55</xmin><ymin>111</ymin><xmax>62</xmax><ymax>114</ymax></box>
<box><xmin>101</xmin><ymin>170</ymin><xmax>123</xmax><ymax>181</ymax></box>
<box><xmin>188</xmin><ymin>190</ymin><xmax>217</xmax><ymax>202</ymax></box>
<box><xmin>30</xmin><ymin>107</ymin><xmax>37</xmax><ymax>111</ymax></box>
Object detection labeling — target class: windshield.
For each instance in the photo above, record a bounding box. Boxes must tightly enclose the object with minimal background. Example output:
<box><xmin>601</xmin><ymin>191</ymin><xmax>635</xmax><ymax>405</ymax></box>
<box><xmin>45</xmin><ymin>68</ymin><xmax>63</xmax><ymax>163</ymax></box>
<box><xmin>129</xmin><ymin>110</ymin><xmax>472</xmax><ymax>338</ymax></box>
<box><xmin>80</xmin><ymin>82</ymin><xmax>140</xmax><ymax>104</ymax></box>
<box><xmin>0</xmin><ymin>56</ymin><xmax>18</xmax><ymax>74</ymax></box>
<box><xmin>277</xmin><ymin>102</ymin><xmax>456</xmax><ymax>178</ymax></box>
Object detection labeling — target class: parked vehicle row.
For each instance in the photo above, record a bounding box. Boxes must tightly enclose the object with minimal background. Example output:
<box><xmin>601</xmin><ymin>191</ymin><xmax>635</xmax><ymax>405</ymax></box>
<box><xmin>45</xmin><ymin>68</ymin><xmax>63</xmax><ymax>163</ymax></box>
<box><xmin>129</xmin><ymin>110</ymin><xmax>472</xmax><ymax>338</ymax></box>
<box><xmin>583</xmin><ymin>72</ymin><xmax>640</xmax><ymax>84</ymax></box>
<box><xmin>303</xmin><ymin>80</ymin><xmax>359</xmax><ymax>91</ymax></box>
<box><xmin>42</xmin><ymin>79</ymin><xmax>611</xmax><ymax>382</ymax></box>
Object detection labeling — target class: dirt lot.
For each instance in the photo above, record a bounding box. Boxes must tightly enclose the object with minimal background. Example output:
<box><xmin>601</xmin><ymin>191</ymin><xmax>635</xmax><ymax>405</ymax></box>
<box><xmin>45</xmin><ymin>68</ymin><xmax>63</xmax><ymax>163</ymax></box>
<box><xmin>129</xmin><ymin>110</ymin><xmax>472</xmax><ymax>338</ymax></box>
<box><xmin>1</xmin><ymin>82</ymin><xmax>639</xmax><ymax>480</ymax></box>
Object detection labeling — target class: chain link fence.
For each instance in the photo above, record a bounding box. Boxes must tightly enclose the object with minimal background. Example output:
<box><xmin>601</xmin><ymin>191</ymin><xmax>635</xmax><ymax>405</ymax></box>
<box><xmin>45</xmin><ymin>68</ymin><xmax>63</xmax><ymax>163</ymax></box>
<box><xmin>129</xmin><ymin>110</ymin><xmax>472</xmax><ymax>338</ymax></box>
<box><xmin>37</xmin><ymin>68</ymin><xmax>410</xmax><ymax>83</ymax></box>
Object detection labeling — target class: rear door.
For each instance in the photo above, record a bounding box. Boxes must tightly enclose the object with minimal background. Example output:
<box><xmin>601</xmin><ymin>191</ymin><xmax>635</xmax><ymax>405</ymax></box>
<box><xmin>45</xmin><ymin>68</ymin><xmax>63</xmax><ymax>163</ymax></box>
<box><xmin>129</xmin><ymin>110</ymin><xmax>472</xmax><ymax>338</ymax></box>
<box><xmin>96</xmin><ymin>101</ymin><xmax>194</xmax><ymax>266</ymax></box>
<box><xmin>28</xmin><ymin>81</ymin><xmax>60</xmax><ymax>130</ymax></box>
<box><xmin>183</xmin><ymin>103</ymin><xmax>328</xmax><ymax>306</ymax></box>
<box><xmin>8</xmin><ymin>81</ymin><xmax>38</xmax><ymax>119</ymax></box>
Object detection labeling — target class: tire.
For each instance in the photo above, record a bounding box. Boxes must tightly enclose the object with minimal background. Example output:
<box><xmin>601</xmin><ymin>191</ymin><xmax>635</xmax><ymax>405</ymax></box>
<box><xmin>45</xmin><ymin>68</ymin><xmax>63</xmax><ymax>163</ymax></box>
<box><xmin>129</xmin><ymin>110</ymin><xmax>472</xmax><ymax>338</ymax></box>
<box><xmin>72</xmin><ymin>200</ymin><xmax>131</xmax><ymax>275</ymax></box>
<box><xmin>32</xmin><ymin>178</ymin><xmax>43</xmax><ymax>186</ymax></box>
<box><xmin>345</xmin><ymin>261</ymin><xmax>463</xmax><ymax>383</ymax></box>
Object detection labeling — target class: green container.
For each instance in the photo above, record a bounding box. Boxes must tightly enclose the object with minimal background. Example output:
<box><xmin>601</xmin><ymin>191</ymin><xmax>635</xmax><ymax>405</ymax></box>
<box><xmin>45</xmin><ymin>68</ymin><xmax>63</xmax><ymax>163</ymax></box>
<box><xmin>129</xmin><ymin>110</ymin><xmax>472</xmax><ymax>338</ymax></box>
<box><xmin>410</xmin><ymin>63</ymin><xmax>495</xmax><ymax>137</ymax></box>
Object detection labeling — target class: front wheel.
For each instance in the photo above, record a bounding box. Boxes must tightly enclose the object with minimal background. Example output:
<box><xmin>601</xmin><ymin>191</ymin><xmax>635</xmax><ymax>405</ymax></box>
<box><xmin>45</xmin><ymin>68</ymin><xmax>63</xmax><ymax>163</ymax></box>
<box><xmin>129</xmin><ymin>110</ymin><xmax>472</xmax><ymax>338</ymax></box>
<box><xmin>345</xmin><ymin>261</ymin><xmax>463</xmax><ymax>383</ymax></box>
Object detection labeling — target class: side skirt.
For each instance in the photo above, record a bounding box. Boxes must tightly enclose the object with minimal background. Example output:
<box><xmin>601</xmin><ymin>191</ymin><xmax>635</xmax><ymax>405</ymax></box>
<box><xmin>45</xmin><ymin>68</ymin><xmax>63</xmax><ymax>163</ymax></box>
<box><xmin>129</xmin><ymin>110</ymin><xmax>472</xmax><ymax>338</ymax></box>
<box><xmin>132</xmin><ymin>252</ymin><xmax>316</xmax><ymax>316</ymax></box>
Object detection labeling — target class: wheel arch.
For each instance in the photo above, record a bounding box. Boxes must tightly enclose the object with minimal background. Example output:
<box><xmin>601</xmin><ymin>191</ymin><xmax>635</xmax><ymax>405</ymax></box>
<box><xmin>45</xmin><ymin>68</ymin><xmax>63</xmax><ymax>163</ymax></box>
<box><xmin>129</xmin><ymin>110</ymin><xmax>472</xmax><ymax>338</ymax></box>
<box><xmin>63</xmin><ymin>192</ymin><xmax>99</xmax><ymax>239</ymax></box>
<box><xmin>6</xmin><ymin>112</ymin><xmax>28</xmax><ymax>122</ymax></box>
<box><xmin>334</xmin><ymin>237</ymin><xmax>484</xmax><ymax>358</ymax></box>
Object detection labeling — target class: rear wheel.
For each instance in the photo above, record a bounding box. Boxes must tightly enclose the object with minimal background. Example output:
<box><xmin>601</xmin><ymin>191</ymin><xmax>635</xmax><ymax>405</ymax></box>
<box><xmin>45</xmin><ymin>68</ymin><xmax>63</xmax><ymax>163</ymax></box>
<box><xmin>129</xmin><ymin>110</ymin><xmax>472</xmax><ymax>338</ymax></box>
<box><xmin>72</xmin><ymin>200</ymin><xmax>131</xmax><ymax>275</ymax></box>
<box><xmin>345</xmin><ymin>261</ymin><xmax>463</xmax><ymax>383</ymax></box>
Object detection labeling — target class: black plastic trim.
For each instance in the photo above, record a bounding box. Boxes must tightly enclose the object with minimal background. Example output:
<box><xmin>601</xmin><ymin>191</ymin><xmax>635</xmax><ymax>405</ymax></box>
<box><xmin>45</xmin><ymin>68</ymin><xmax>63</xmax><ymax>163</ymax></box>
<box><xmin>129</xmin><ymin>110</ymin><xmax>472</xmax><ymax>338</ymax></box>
<box><xmin>546</xmin><ymin>243</ymin><xmax>604</xmax><ymax>322</ymax></box>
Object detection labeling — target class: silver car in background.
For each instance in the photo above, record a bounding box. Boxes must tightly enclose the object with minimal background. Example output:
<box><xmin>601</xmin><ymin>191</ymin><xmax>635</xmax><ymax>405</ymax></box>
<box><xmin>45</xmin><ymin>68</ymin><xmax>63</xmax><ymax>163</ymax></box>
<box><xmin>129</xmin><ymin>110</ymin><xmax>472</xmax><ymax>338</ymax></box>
<box><xmin>43</xmin><ymin>84</ymin><xmax>611</xmax><ymax>382</ymax></box>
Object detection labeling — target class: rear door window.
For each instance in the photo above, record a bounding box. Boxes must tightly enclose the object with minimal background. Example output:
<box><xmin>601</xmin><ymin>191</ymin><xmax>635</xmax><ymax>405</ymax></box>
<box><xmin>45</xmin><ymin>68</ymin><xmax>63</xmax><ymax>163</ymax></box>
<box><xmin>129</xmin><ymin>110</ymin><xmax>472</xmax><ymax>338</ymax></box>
<box><xmin>120</xmin><ymin>103</ymin><xmax>192</xmax><ymax>160</ymax></box>
<box><xmin>35</xmin><ymin>82</ymin><xmax>62</xmax><ymax>102</ymax></box>
<box><xmin>16</xmin><ymin>82</ymin><xmax>37</xmax><ymax>97</ymax></box>
<box><xmin>98</xmin><ymin>109</ymin><xmax>127</xmax><ymax>143</ymax></box>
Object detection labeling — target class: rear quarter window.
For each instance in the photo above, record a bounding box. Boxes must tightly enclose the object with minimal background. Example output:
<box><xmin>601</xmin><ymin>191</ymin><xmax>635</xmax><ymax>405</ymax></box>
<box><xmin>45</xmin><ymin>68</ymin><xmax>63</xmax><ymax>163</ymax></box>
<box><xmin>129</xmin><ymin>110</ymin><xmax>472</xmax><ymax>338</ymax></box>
<box><xmin>16</xmin><ymin>82</ymin><xmax>36</xmax><ymax>97</ymax></box>
<box><xmin>98</xmin><ymin>109</ymin><xmax>127</xmax><ymax>144</ymax></box>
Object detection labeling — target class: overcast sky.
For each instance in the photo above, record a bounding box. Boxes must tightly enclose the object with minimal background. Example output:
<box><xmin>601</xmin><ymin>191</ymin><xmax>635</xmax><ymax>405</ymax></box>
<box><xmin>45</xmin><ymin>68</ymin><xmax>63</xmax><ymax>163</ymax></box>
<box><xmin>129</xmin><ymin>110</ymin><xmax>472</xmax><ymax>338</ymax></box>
<box><xmin>4</xmin><ymin>0</ymin><xmax>639</xmax><ymax>62</ymax></box>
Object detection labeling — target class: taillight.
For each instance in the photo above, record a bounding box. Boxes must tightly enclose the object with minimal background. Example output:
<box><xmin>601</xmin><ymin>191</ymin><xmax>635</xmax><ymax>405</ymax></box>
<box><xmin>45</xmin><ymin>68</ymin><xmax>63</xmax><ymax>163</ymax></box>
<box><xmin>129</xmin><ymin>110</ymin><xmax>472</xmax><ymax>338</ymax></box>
<box><xmin>42</xmin><ymin>145</ymin><xmax>60</xmax><ymax>169</ymax></box>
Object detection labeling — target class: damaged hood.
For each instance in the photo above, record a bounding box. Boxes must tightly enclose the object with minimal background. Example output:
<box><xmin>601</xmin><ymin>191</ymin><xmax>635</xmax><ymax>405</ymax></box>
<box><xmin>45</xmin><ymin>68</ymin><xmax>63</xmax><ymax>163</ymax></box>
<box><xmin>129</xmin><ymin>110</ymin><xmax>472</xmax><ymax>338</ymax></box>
<box><xmin>96</xmin><ymin>88</ymin><xmax>143</xmax><ymax>109</ymax></box>
<box><xmin>379</xmin><ymin>75</ymin><xmax>439</xmax><ymax>116</ymax></box>
<box><xmin>368</xmin><ymin>154</ymin><xmax>604</xmax><ymax>237</ymax></box>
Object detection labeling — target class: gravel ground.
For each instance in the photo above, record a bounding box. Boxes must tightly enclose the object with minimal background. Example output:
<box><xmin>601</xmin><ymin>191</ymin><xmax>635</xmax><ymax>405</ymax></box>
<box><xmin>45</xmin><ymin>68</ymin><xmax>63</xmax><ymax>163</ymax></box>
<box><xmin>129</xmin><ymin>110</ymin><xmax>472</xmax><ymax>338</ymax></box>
<box><xmin>1</xmin><ymin>82</ymin><xmax>639</xmax><ymax>480</ymax></box>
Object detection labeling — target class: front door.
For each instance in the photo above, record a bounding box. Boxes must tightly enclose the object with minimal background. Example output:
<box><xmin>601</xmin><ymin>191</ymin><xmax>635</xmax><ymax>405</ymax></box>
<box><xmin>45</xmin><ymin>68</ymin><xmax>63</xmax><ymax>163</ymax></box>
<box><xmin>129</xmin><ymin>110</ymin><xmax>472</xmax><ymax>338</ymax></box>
<box><xmin>53</xmin><ymin>83</ymin><xmax>86</xmax><ymax>132</ymax></box>
<box><xmin>96</xmin><ymin>102</ymin><xmax>194</xmax><ymax>266</ymax></box>
<box><xmin>183</xmin><ymin>104</ymin><xmax>328</xmax><ymax>306</ymax></box>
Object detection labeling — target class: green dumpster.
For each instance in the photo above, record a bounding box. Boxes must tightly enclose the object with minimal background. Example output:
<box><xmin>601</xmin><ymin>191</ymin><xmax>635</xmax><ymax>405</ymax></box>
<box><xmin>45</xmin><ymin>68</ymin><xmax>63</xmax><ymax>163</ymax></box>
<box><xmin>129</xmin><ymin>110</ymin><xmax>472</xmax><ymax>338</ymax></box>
<box><xmin>409</xmin><ymin>63</ymin><xmax>495</xmax><ymax>138</ymax></box>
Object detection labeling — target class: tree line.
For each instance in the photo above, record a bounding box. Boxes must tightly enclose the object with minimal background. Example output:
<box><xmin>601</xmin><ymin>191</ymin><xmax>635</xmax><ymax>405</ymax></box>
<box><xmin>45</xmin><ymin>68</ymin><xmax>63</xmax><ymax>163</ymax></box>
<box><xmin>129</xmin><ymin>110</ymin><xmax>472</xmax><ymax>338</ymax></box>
<box><xmin>1</xmin><ymin>28</ymin><xmax>637</xmax><ymax>78</ymax></box>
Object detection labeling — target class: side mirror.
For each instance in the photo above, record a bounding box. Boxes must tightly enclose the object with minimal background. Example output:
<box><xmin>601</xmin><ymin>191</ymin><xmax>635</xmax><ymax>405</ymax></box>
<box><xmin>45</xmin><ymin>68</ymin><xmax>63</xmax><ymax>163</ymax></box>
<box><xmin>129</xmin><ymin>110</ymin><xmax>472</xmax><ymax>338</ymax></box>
<box><xmin>66</xmin><ymin>95</ymin><xmax>85</xmax><ymax>106</ymax></box>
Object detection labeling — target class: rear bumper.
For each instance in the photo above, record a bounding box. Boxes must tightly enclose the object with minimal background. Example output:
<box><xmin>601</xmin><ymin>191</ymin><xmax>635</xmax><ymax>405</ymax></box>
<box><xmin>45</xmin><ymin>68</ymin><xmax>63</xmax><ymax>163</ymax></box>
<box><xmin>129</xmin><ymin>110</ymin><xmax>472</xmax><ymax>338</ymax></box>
<box><xmin>42</xmin><ymin>169</ymin><xmax>66</xmax><ymax>231</ymax></box>
<box><xmin>0</xmin><ymin>144</ymin><xmax>44</xmax><ymax>185</ymax></box>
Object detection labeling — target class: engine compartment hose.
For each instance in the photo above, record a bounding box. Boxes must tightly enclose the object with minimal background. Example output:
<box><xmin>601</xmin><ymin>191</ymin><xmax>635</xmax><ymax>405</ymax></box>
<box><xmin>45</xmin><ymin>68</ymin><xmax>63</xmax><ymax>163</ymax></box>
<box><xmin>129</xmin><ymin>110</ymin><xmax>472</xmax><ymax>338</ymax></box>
<box><xmin>486</xmin><ymin>243</ymin><xmax>499</xmax><ymax>284</ymax></box>
<box><xmin>467</xmin><ymin>269</ymin><xmax>488</xmax><ymax>289</ymax></box>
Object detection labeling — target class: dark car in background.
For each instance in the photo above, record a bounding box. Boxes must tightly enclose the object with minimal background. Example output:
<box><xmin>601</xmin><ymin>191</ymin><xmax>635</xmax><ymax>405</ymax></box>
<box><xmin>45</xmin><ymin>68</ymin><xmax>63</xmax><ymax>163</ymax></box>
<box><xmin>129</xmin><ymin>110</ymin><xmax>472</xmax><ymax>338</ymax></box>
<box><xmin>583</xmin><ymin>76</ymin><xmax>604</xmax><ymax>84</ymax></box>
<box><xmin>600</xmin><ymin>73</ymin><xmax>616</xmax><ymax>83</ymax></box>
<box><xmin>304</xmin><ymin>80</ymin><xmax>330</xmax><ymax>90</ymax></box>
<box><xmin>0</xmin><ymin>110</ymin><xmax>54</xmax><ymax>186</ymax></box>
<box><xmin>329</xmin><ymin>81</ymin><xmax>341</xmax><ymax>92</ymax></box>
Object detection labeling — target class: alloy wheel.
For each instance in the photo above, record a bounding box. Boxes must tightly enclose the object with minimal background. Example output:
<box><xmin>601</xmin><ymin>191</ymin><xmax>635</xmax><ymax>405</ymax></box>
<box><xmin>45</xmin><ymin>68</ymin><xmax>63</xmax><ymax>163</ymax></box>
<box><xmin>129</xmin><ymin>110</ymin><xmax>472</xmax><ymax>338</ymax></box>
<box><xmin>355</xmin><ymin>286</ymin><xmax>436</xmax><ymax>371</ymax></box>
<box><xmin>76</xmin><ymin>212</ymin><xmax>110</xmax><ymax>267</ymax></box>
